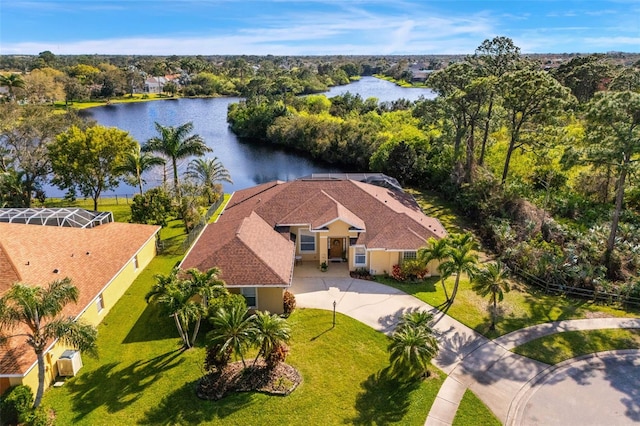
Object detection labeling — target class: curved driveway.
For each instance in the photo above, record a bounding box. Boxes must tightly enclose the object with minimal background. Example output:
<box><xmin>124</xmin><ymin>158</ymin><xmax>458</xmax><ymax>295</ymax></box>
<box><xmin>291</xmin><ymin>274</ymin><xmax>640</xmax><ymax>426</ymax></box>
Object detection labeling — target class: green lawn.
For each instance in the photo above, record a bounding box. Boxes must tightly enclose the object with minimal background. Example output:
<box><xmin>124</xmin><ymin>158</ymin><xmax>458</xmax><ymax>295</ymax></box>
<box><xmin>43</xmin><ymin>250</ymin><xmax>448</xmax><ymax>425</ymax></box>
<box><xmin>53</xmin><ymin>94</ymin><xmax>176</xmax><ymax>111</ymax></box>
<box><xmin>453</xmin><ymin>390</ymin><xmax>501</xmax><ymax>426</ymax></box>
<box><xmin>378</xmin><ymin>275</ymin><xmax>638</xmax><ymax>339</ymax></box>
<box><xmin>512</xmin><ymin>329</ymin><xmax>640</xmax><ymax>365</ymax></box>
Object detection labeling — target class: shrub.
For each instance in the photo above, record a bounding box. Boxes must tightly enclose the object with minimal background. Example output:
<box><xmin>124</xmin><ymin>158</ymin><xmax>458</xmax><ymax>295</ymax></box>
<box><xmin>130</xmin><ymin>187</ymin><xmax>173</xmax><ymax>226</ymax></box>
<box><xmin>266</xmin><ymin>343</ymin><xmax>289</xmax><ymax>368</ymax></box>
<box><xmin>283</xmin><ymin>291</ymin><xmax>296</xmax><ymax>315</ymax></box>
<box><xmin>391</xmin><ymin>264</ymin><xmax>406</xmax><ymax>281</ymax></box>
<box><xmin>0</xmin><ymin>385</ymin><xmax>34</xmax><ymax>425</ymax></box>
<box><xmin>401</xmin><ymin>260</ymin><xmax>429</xmax><ymax>281</ymax></box>
<box><xmin>204</xmin><ymin>343</ymin><xmax>232</xmax><ymax>372</ymax></box>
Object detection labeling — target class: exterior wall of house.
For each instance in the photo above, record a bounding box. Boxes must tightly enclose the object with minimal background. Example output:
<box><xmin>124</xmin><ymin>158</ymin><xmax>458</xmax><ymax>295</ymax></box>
<box><xmin>258</xmin><ymin>287</ymin><xmax>285</xmax><ymax>314</ymax></box>
<box><xmin>367</xmin><ymin>250</ymin><xmax>401</xmax><ymax>276</ymax></box>
<box><xmin>292</xmin><ymin>221</ymin><xmax>359</xmax><ymax>267</ymax></box>
<box><xmin>228</xmin><ymin>287</ymin><xmax>285</xmax><ymax>314</ymax></box>
<box><xmin>79</xmin><ymin>237</ymin><xmax>157</xmax><ymax>327</ymax></box>
<box><xmin>9</xmin><ymin>235</ymin><xmax>158</xmax><ymax>397</ymax></box>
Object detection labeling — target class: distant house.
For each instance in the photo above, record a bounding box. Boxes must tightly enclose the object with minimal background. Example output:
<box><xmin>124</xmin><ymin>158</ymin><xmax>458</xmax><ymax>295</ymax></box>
<box><xmin>180</xmin><ymin>175</ymin><xmax>446</xmax><ymax>313</ymax></box>
<box><xmin>144</xmin><ymin>74</ymin><xmax>180</xmax><ymax>94</ymax></box>
<box><xmin>0</xmin><ymin>208</ymin><xmax>159</xmax><ymax>395</ymax></box>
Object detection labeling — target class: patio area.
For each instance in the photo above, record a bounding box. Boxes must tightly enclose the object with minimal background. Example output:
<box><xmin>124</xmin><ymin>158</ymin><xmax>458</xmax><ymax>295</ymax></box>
<box><xmin>293</xmin><ymin>260</ymin><xmax>350</xmax><ymax>278</ymax></box>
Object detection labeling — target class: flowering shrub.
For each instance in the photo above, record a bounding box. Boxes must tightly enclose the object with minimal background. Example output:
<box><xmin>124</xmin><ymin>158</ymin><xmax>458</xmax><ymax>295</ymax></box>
<box><xmin>391</xmin><ymin>264</ymin><xmax>406</xmax><ymax>281</ymax></box>
<box><xmin>401</xmin><ymin>260</ymin><xmax>429</xmax><ymax>281</ymax></box>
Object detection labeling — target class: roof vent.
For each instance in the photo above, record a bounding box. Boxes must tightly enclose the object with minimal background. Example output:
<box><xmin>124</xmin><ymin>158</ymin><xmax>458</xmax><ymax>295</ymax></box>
<box><xmin>86</xmin><ymin>251</ymin><xmax>90</xmax><ymax>255</ymax></box>
<box><xmin>53</xmin><ymin>268</ymin><xmax>60</xmax><ymax>274</ymax></box>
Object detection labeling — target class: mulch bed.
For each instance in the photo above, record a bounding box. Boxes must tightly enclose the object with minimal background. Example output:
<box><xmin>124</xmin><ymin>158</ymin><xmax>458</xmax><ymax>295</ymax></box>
<box><xmin>197</xmin><ymin>360</ymin><xmax>302</xmax><ymax>401</ymax></box>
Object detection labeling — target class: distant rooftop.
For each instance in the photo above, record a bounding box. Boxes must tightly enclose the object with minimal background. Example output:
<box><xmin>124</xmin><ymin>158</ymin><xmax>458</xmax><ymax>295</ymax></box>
<box><xmin>0</xmin><ymin>208</ymin><xmax>113</xmax><ymax>229</ymax></box>
<box><xmin>298</xmin><ymin>173</ymin><xmax>404</xmax><ymax>192</ymax></box>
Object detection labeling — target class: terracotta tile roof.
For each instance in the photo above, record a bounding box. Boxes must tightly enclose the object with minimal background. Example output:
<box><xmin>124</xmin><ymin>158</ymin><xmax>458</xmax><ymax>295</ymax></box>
<box><xmin>182</xmin><ymin>178</ymin><xmax>447</xmax><ymax>289</ymax></box>
<box><xmin>0</xmin><ymin>222</ymin><xmax>159</xmax><ymax>376</ymax></box>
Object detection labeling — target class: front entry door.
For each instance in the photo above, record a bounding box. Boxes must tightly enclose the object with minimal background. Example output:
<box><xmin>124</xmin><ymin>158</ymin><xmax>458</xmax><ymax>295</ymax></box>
<box><xmin>329</xmin><ymin>238</ymin><xmax>343</xmax><ymax>259</ymax></box>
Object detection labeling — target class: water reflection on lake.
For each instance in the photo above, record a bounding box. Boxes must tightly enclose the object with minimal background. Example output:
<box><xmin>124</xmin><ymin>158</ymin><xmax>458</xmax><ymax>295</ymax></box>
<box><xmin>60</xmin><ymin>77</ymin><xmax>435</xmax><ymax>197</ymax></box>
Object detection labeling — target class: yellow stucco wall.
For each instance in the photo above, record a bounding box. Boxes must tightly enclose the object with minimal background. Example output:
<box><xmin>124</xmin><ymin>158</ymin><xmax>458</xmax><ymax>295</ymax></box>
<box><xmin>9</xmin><ymin>235</ymin><xmax>158</xmax><ymax>396</ymax></box>
<box><xmin>258</xmin><ymin>287</ymin><xmax>285</xmax><ymax>314</ymax></box>
<box><xmin>367</xmin><ymin>251</ymin><xmax>401</xmax><ymax>275</ymax></box>
<box><xmin>228</xmin><ymin>287</ymin><xmax>285</xmax><ymax>314</ymax></box>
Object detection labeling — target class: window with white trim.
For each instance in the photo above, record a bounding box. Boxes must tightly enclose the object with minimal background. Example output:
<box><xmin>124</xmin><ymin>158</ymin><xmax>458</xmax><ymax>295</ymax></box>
<box><xmin>96</xmin><ymin>294</ymin><xmax>105</xmax><ymax>313</ymax></box>
<box><xmin>299</xmin><ymin>230</ymin><xmax>316</xmax><ymax>253</ymax></box>
<box><xmin>354</xmin><ymin>247</ymin><xmax>366</xmax><ymax>266</ymax></box>
<box><xmin>241</xmin><ymin>287</ymin><xmax>257</xmax><ymax>308</ymax></box>
<box><xmin>403</xmin><ymin>251</ymin><xmax>417</xmax><ymax>261</ymax></box>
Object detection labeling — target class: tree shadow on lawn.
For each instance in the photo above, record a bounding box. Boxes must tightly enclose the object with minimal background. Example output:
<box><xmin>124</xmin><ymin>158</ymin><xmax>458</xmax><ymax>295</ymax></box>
<box><xmin>66</xmin><ymin>349</ymin><xmax>185</xmax><ymax>422</ymax></box>
<box><xmin>350</xmin><ymin>367</ymin><xmax>420</xmax><ymax>426</ymax></box>
<box><xmin>139</xmin><ymin>378</ymin><xmax>254</xmax><ymax>425</ymax></box>
<box><xmin>123</xmin><ymin>303</ymin><xmax>182</xmax><ymax>343</ymax></box>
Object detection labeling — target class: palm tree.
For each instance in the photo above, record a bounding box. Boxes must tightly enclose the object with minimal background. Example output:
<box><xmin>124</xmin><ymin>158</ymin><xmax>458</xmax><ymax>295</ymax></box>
<box><xmin>208</xmin><ymin>304</ymin><xmax>256</xmax><ymax>368</ymax></box>
<box><xmin>0</xmin><ymin>279</ymin><xmax>97</xmax><ymax>408</ymax></box>
<box><xmin>396</xmin><ymin>309</ymin><xmax>435</xmax><ymax>333</ymax></box>
<box><xmin>142</xmin><ymin>122</ymin><xmax>212</xmax><ymax>197</ymax></box>
<box><xmin>145</xmin><ymin>268</ymin><xmax>201</xmax><ymax>349</ymax></box>
<box><xmin>252</xmin><ymin>311</ymin><xmax>291</xmax><ymax>367</ymax></box>
<box><xmin>418</xmin><ymin>237</ymin><xmax>452</xmax><ymax>301</ymax></box>
<box><xmin>472</xmin><ymin>262</ymin><xmax>510</xmax><ymax>331</ymax></box>
<box><xmin>0</xmin><ymin>73</ymin><xmax>26</xmax><ymax>101</ymax></box>
<box><xmin>185</xmin><ymin>157</ymin><xmax>232</xmax><ymax>204</ymax></box>
<box><xmin>388</xmin><ymin>323</ymin><xmax>438</xmax><ymax>381</ymax></box>
<box><xmin>183</xmin><ymin>267</ymin><xmax>227</xmax><ymax>346</ymax></box>
<box><xmin>113</xmin><ymin>144</ymin><xmax>165</xmax><ymax>195</ymax></box>
<box><xmin>438</xmin><ymin>233</ymin><xmax>479</xmax><ymax>306</ymax></box>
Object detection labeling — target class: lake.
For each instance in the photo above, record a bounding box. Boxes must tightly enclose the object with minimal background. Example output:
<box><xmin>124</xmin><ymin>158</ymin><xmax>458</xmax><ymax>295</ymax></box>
<box><xmin>70</xmin><ymin>76</ymin><xmax>436</xmax><ymax>197</ymax></box>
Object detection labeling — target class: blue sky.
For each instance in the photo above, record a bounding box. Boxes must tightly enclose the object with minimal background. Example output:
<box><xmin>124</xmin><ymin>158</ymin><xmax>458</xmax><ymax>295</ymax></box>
<box><xmin>1</xmin><ymin>0</ymin><xmax>638</xmax><ymax>55</ymax></box>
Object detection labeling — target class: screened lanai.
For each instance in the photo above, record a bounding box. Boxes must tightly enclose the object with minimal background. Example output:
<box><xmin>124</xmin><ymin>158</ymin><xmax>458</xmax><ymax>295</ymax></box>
<box><xmin>0</xmin><ymin>208</ymin><xmax>113</xmax><ymax>228</ymax></box>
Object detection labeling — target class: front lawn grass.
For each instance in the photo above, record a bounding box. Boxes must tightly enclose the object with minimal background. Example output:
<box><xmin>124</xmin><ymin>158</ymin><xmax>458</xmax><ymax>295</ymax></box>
<box><xmin>512</xmin><ymin>329</ymin><xmax>640</xmax><ymax>365</ymax></box>
<box><xmin>44</xmin><ymin>258</ymin><xmax>445</xmax><ymax>425</ymax></box>
<box><xmin>453</xmin><ymin>389</ymin><xmax>501</xmax><ymax>426</ymax></box>
<box><xmin>378</xmin><ymin>275</ymin><xmax>638</xmax><ymax>339</ymax></box>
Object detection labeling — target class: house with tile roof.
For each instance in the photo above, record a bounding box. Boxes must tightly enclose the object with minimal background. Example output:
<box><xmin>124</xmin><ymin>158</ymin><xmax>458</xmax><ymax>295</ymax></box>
<box><xmin>0</xmin><ymin>209</ymin><xmax>160</xmax><ymax>396</ymax></box>
<box><xmin>181</xmin><ymin>176</ymin><xmax>446</xmax><ymax>313</ymax></box>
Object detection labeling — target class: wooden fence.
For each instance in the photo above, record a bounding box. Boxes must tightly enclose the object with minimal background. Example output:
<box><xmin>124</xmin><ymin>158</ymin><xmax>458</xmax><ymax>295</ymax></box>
<box><xmin>509</xmin><ymin>264</ymin><xmax>640</xmax><ymax>308</ymax></box>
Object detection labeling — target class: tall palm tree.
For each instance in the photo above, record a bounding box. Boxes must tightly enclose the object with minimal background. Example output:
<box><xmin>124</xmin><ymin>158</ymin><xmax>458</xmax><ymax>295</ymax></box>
<box><xmin>208</xmin><ymin>305</ymin><xmax>256</xmax><ymax>368</ymax></box>
<box><xmin>438</xmin><ymin>233</ymin><xmax>479</xmax><ymax>306</ymax></box>
<box><xmin>252</xmin><ymin>311</ymin><xmax>291</xmax><ymax>367</ymax></box>
<box><xmin>183</xmin><ymin>267</ymin><xmax>227</xmax><ymax>346</ymax></box>
<box><xmin>472</xmin><ymin>262</ymin><xmax>510</xmax><ymax>331</ymax></box>
<box><xmin>0</xmin><ymin>73</ymin><xmax>26</xmax><ymax>101</ymax></box>
<box><xmin>388</xmin><ymin>324</ymin><xmax>438</xmax><ymax>381</ymax></box>
<box><xmin>142</xmin><ymin>122</ymin><xmax>212</xmax><ymax>197</ymax></box>
<box><xmin>185</xmin><ymin>157</ymin><xmax>233</xmax><ymax>204</ymax></box>
<box><xmin>418</xmin><ymin>237</ymin><xmax>452</xmax><ymax>301</ymax></box>
<box><xmin>145</xmin><ymin>268</ymin><xmax>201</xmax><ymax>349</ymax></box>
<box><xmin>113</xmin><ymin>144</ymin><xmax>165</xmax><ymax>195</ymax></box>
<box><xmin>0</xmin><ymin>279</ymin><xmax>97</xmax><ymax>408</ymax></box>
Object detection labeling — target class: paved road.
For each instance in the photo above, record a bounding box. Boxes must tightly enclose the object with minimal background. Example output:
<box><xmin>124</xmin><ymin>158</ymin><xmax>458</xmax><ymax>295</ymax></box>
<box><xmin>509</xmin><ymin>350</ymin><xmax>640</xmax><ymax>425</ymax></box>
<box><xmin>290</xmin><ymin>274</ymin><xmax>640</xmax><ymax>426</ymax></box>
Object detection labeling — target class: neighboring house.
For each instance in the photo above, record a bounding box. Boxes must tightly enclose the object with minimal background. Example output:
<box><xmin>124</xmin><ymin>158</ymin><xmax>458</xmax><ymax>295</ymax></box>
<box><xmin>0</xmin><ymin>208</ymin><xmax>160</xmax><ymax>395</ymax></box>
<box><xmin>144</xmin><ymin>74</ymin><xmax>180</xmax><ymax>94</ymax></box>
<box><xmin>181</xmin><ymin>175</ymin><xmax>446</xmax><ymax>313</ymax></box>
